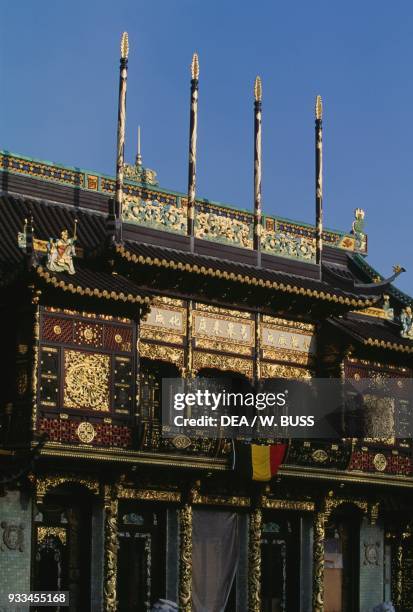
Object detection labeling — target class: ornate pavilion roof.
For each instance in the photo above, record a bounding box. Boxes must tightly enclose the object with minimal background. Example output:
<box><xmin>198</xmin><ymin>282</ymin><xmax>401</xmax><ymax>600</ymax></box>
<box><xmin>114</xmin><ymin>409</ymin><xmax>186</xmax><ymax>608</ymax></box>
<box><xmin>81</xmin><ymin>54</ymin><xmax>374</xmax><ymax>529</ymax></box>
<box><xmin>0</xmin><ymin>150</ymin><xmax>412</xmax><ymax>354</ymax></box>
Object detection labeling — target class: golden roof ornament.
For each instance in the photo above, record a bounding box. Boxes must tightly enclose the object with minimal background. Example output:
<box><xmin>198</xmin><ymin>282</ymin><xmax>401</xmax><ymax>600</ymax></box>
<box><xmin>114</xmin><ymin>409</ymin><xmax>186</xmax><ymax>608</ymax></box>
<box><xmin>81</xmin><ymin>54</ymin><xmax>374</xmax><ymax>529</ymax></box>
<box><xmin>120</xmin><ymin>32</ymin><xmax>129</xmax><ymax>59</ymax></box>
<box><xmin>254</xmin><ymin>76</ymin><xmax>262</xmax><ymax>102</ymax></box>
<box><xmin>191</xmin><ymin>52</ymin><xmax>199</xmax><ymax>80</ymax></box>
<box><xmin>315</xmin><ymin>95</ymin><xmax>323</xmax><ymax>120</ymax></box>
<box><xmin>124</xmin><ymin>126</ymin><xmax>159</xmax><ymax>186</ymax></box>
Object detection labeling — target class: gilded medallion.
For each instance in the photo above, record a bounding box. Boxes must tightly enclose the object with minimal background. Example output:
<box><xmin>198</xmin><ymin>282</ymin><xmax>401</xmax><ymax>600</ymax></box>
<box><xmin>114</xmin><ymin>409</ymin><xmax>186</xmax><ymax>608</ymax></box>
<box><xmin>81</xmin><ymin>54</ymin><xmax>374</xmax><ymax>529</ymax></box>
<box><xmin>76</xmin><ymin>421</ymin><xmax>96</xmax><ymax>444</ymax></box>
<box><xmin>373</xmin><ymin>453</ymin><xmax>387</xmax><ymax>472</ymax></box>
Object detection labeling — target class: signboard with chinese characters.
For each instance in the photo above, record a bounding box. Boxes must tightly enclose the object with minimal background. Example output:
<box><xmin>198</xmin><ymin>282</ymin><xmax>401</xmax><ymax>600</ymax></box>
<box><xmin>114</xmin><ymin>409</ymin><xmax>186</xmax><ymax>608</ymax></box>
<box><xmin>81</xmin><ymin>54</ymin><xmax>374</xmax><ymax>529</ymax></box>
<box><xmin>261</xmin><ymin>316</ymin><xmax>316</xmax><ymax>366</ymax></box>
<box><xmin>140</xmin><ymin>298</ymin><xmax>186</xmax><ymax>345</ymax></box>
<box><xmin>193</xmin><ymin>309</ymin><xmax>254</xmax><ymax>356</ymax></box>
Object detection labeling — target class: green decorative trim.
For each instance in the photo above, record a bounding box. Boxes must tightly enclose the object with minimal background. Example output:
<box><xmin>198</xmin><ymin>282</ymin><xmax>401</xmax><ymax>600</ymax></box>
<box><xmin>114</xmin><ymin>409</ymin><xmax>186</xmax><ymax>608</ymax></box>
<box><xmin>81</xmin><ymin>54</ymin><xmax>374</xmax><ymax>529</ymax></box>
<box><xmin>1</xmin><ymin>150</ymin><xmax>367</xmax><ymax>258</ymax></box>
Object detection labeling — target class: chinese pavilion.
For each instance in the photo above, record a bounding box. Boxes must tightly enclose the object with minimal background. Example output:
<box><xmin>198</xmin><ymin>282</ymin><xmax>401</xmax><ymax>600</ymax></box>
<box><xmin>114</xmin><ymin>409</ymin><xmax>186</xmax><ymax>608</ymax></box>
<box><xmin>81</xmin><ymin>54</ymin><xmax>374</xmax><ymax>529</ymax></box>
<box><xmin>1</xmin><ymin>32</ymin><xmax>413</xmax><ymax>612</ymax></box>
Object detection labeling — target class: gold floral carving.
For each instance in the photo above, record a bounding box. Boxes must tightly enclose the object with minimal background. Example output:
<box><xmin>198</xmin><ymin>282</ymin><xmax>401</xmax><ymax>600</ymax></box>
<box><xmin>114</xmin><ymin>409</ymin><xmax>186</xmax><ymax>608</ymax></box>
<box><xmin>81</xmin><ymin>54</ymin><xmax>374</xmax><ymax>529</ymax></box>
<box><xmin>36</xmin><ymin>474</ymin><xmax>100</xmax><ymax>504</ymax></box>
<box><xmin>172</xmin><ymin>435</ymin><xmax>192</xmax><ymax>450</ymax></box>
<box><xmin>103</xmin><ymin>486</ymin><xmax>118</xmax><ymax>612</ymax></box>
<box><xmin>373</xmin><ymin>453</ymin><xmax>387</xmax><ymax>472</ymax></box>
<box><xmin>312</xmin><ymin>508</ymin><xmax>325</xmax><ymax>612</ymax></box>
<box><xmin>194</xmin><ymin>337</ymin><xmax>252</xmax><ymax>356</ymax></box>
<box><xmin>262</xmin><ymin>315</ymin><xmax>315</xmax><ymax>332</ymax></box>
<box><xmin>154</xmin><ymin>296</ymin><xmax>184</xmax><ymax>307</ymax></box>
<box><xmin>192</xmin><ymin>351</ymin><xmax>253</xmax><ymax>378</ymax></box>
<box><xmin>64</xmin><ymin>350</ymin><xmax>110</xmax><ymax>411</ymax></box>
<box><xmin>32</xmin><ymin>306</ymin><xmax>40</xmax><ymax>430</ymax></box>
<box><xmin>192</xmin><ymin>491</ymin><xmax>250</xmax><ymax>507</ymax></box>
<box><xmin>262</xmin><ymin>348</ymin><xmax>312</xmax><ymax>365</ymax></box>
<box><xmin>324</xmin><ymin>496</ymin><xmax>368</xmax><ymax>517</ymax></box>
<box><xmin>312</xmin><ymin>449</ymin><xmax>328</xmax><ymax>463</ymax></box>
<box><xmin>261</xmin><ymin>498</ymin><xmax>314</xmax><ymax>511</ymax></box>
<box><xmin>140</xmin><ymin>328</ymin><xmax>184</xmax><ymax>345</ymax></box>
<box><xmin>312</xmin><ymin>495</ymin><xmax>368</xmax><ymax>611</ymax></box>
<box><xmin>37</xmin><ymin>526</ymin><xmax>66</xmax><ymax>545</ymax></box>
<box><xmin>17</xmin><ymin>369</ymin><xmax>28</xmax><ymax>396</ymax></box>
<box><xmin>195</xmin><ymin>303</ymin><xmax>251</xmax><ymax>319</ymax></box>
<box><xmin>248</xmin><ymin>508</ymin><xmax>262</xmax><ymax>611</ymax></box>
<box><xmin>76</xmin><ymin>422</ymin><xmax>96</xmax><ymax>444</ymax></box>
<box><xmin>179</xmin><ymin>504</ymin><xmax>193</xmax><ymax>612</ymax></box>
<box><xmin>195</xmin><ymin>211</ymin><xmax>253</xmax><ymax>248</ymax></box>
<box><xmin>139</xmin><ymin>342</ymin><xmax>184</xmax><ymax>370</ymax></box>
<box><xmin>118</xmin><ymin>487</ymin><xmax>181</xmax><ymax>502</ymax></box>
<box><xmin>261</xmin><ymin>362</ymin><xmax>311</xmax><ymax>379</ymax></box>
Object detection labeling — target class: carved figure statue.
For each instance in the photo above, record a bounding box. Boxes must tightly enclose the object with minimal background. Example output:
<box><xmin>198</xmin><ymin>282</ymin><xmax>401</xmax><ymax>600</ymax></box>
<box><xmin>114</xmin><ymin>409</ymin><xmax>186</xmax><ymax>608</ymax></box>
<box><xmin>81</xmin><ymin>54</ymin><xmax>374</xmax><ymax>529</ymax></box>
<box><xmin>351</xmin><ymin>208</ymin><xmax>366</xmax><ymax>250</ymax></box>
<box><xmin>400</xmin><ymin>306</ymin><xmax>413</xmax><ymax>339</ymax></box>
<box><xmin>47</xmin><ymin>229</ymin><xmax>76</xmax><ymax>275</ymax></box>
<box><xmin>383</xmin><ymin>295</ymin><xmax>394</xmax><ymax>321</ymax></box>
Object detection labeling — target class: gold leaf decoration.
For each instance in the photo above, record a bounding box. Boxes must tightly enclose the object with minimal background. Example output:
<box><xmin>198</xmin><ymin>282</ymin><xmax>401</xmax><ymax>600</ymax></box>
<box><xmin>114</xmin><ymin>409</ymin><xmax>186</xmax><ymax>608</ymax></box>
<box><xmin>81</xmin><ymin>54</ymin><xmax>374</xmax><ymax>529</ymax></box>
<box><xmin>120</xmin><ymin>32</ymin><xmax>129</xmax><ymax>59</ymax></box>
<box><xmin>191</xmin><ymin>52</ymin><xmax>199</xmax><ymax>80</ymax></box>
<box><xmin>254</xmin><ymin>76</ymin><xmax>262</xmax><ymax>102</ymax></box>
<box><xmin>64</xmin><ymin>350</ymin><xmax>110</xmax><ymax>411</ymax></box>
<box><xmin>315</xmin><ymin>94</ymin><xmax>323</xmax><ymax>120</ymax></box>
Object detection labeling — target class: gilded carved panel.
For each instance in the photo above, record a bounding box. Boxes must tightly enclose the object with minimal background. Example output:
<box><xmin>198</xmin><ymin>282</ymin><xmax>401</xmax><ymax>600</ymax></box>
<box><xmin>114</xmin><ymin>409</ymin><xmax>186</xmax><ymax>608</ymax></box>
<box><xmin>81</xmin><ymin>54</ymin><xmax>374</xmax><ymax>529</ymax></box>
<box><xmin>139</xmin><ymin>341</ymin><xmax>184</xmax><ymax>370</ymax></box>
<box><xmin>195</xmin><ymin>210</ymin><xmax>253</xmax><ymax>248</ymax></box>
<box><xmin>123</xmin><ymin>196</ymin><xmax>186</xmax><ymax>234</ymax></box>
<box><xmin>261</xmin><ymin>362</ymin><xmax>311</xmax><ymax>379</ymax></box>
<box><xmin>64</xmin><ymin>350</ymin><xmax>110</xmax><ymax>411</ymax></box>
<box><xmin>195</xmin><ymin>303</ymin><xmax>251</xmax><ymax>319</ymax></box>
<box><xmin>192</xmin><ymin>351</ymin><xmax>253</xmax><ymax>378</ymax></box>
<box><xmin>262</xmin><ymin>226</ymin><xmax>316</xmax><ymax>262</ymax></box>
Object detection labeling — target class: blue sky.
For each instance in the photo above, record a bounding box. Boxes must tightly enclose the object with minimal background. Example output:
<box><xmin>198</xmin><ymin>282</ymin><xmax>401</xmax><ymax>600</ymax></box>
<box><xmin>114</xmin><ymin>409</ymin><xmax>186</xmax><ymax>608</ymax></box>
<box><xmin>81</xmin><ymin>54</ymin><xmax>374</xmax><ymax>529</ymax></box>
<box><xmin>1</xmin><ymin>1</ymin><xmax>412</xmax><ymax>294</ymax></box>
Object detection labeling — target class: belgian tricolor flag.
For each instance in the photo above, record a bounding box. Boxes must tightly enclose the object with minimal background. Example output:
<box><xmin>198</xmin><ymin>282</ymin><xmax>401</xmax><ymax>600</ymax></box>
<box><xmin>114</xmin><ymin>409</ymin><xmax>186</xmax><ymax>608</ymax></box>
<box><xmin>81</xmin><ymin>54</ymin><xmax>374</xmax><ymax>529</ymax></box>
<box><xmin>236</xmin><ymin>443</ymin><xmax>287</xmax><ymax>482</ymax></box>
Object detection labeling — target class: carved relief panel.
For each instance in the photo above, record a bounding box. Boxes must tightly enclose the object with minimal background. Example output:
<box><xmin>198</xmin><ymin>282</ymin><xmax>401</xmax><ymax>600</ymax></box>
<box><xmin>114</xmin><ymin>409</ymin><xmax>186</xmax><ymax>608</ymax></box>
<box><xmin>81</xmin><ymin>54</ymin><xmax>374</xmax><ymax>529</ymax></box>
<box><xmin>345</xmin><ymin>358</ymin><xmax>413</xmax><ymax>475</ymax></box>
<box><xmin>36</xmin><ymin>307</ymin><xmax>136</xmax><ymax>449</ymax></box>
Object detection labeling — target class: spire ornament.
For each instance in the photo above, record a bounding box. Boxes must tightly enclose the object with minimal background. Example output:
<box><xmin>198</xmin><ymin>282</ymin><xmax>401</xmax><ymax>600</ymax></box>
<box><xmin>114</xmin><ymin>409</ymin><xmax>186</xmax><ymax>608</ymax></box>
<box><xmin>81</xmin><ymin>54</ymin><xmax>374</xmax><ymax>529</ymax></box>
<box><xmin>315</xmin><ymin>95</ymin><xmax>323</xmax><ymax>269</ymax></box>
<box><xmin>123</xmin><ymin>124</ymin><xmax>159</xmax><ymax>186</ymax></box>
<box><xmin>254</xmin><ymin>76</ymin><xmax>262</xmax><ymax>102</ymax></box>
<box><xmin>253</xmin><ymin>76</ymin><xmax>263</xmax><ymax>258</ymax></box>
<box><xmin>120</xmin><ymin>32</ymin><xmax>129</xmax><ymax>59</ymax></box>
<box><xmin>109</xmin><ymin>31</ymin><xmax>129</xmax><ymax>244</ymax></box>
<box><xmin>315</xmin><ymin>94</ymin><xmax>323</xmax><ymax>120</ymax></box>
<box><xmin>187</xmin><ymin>52</ymin><xmax>200</xmax><ymax>248</ymax></box>
<box><xmin>136</xmin><ymin>125</ymin><xmax>142</xmax><ymax>167</ymax></box>
<box><xmin>191</xmin><ymin>52</ymin><xmax>199</xmax><ymax>80</ymax></box>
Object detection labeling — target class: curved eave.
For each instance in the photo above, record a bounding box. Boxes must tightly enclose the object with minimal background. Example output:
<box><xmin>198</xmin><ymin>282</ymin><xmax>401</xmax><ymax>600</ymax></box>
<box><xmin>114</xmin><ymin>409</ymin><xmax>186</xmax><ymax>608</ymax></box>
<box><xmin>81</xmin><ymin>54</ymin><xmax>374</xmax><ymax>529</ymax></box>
<box><xmin>36</xmin><ymin>266</ymin><xmax>151</xmax><ymax>305</ymax></box>
<box><xmin>329</xmin><ymin>316</ymin><xmax>413</xmax><ymax>355</ymax></box>
<box><xmin>363</xmin><ymin>337</ymin><xmax>413</xmax><ymax>354</ymax></box>
<box><xmin>116</xmin><ymin>244</ymin><xmax>376</xmax><ymax>308</ymax></box>
<box><xmin>352</xmin><ymin>254</ymin><xmax>413</xmax><ymax>306</ymax></box>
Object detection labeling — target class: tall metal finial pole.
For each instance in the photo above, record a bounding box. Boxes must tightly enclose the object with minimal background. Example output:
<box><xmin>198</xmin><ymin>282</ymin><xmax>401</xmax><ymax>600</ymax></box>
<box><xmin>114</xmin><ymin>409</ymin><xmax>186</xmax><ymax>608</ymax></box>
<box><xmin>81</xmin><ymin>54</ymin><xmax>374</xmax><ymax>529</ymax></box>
<box><xmin>315</xmin><ymin>95</ymin><xmax>323</xmax><ymax>269</ymax></box>
<box><xmin>187</xmin><ymin>52</ymin><xmax>199</xmax><ymax>250</ymax></box>
<box><xmin>136</xmin><ymin>125</ymin><xmax>142</xmax><ymax>167</ymax></box>
<box><xmin>114</xmin><ymin>31</ymin><xmax>129</xmax><ymax>242</ymax></box>
<box><xmin>254</xmin><ymin>76</ymin><xmax>263</xmax><ymax>262</ymax></box>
